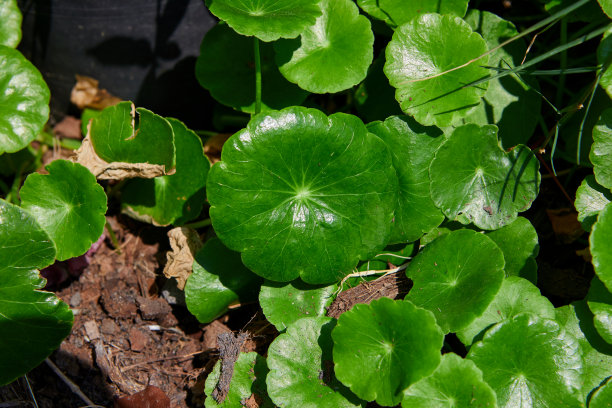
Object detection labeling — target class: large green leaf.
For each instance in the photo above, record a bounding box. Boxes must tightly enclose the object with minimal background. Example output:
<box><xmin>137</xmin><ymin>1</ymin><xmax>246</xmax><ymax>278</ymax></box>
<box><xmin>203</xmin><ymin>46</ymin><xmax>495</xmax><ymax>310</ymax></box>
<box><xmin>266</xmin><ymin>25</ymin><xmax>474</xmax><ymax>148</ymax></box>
<box><xmin>0</xmin><ymin>46</ymin><xmax>50</xmax><ymax>155</ymax></box>
<box><xmin>185</xmin><ymin>238</ymin><xmax>262</xmax><ymax>324</ymax></box>
<box><xmin>485</xmin><ymin>217</ymin><xmax>539</xmax><ymax>280</ymax></box>
<box><xmin>598</xmin><ymin>0</ymin><xmax>612</xmax><ymax>19</ymax></box>
<box><xmin>587</xmin><ymin>277</ymin><xmax>612</xmax><ymax>345</ymax></box>
<box><xmin>274</xmin><ymin>0</ymin><xmax>374</xmax><ymax>93</ymax></box>
<box><xmin>20</xmin><ymin>160</ymin><xmax>107</xmax><ymax>261</ymax></box>
<box><xmin>259</xmin><ymin>279</ymin><xmax>336</xmax><ymax>331</ymax></box>
<box><xmin>266</xmin><ymin>317</ymin><xmax>364</xmax><ymax>408</ymax></box>
<box><xmin>205</xmin><ymin>0</ymin><xmax>321</xmax><ymax>42</ymax></box>
<box><xmin>88</xmin><ymin>101</ymin><xmax>175</xmax><ymax>170</ymax></box>
<box><xmin>0</xmin><ymin>0</ymin><xmax>21</xmax><ymax>48</ymax></box>
<box><xmin>207</xmin><ymin>107</ymin><xmax>398</xmax><ymax>284</ymax></box>
<box><xmin>0</xmin><ymin>200</ymin><xmax>73</xmax><ymax>386</ymax></box>
<box><xmin>590</xmin><ymin>108</ymin><xmax>612</xmax><ymax>189</ymax></box>
<box><xmin>204</xmin><ymin>352</ymin><xmax>271</xmax><ymax>407</ymax></box>
<box><xmin>405</xmin><ymin>229</ymin><xmax>505</xmax><ymax>333</ymax></box>
<box><xmin>468</xmin><ymin>314</ymin><xmax>583</xmax><ymax>408</ymax></box>
<box><xmin>195</xmin><ymin>24</ymin><xmax>308</xmax><ymax>114</ymax></box>
<box><xmin>332</xmin><ymin>298</ymin><xmax>444</xmax><ymax>406</ymax></box>
<box><xmin>121</xmin><ymin>118</ymin><xmax>210</xmax><ymax>226</ymax></box>
<box><xmin>384</xmin><ymin>13</ymin><xmax>489</xmax><ymax>128</ymax></box>
<box><xmin>457</xmin><ymin>277</ymin><xmax>555</xmax><ymax>346</ymax></box>
<box><xmin>591</xmin><ymin>202</ymin><xmax>612</xmax><ymax>292</ymax></box>
<box><xmin>367</xmin><ymin>116</ymin><xmax>445</xmax><ymax>243</ymax></box>
<box><xmin>590</xmin><ymin>378</ymin><xmax>612</xmax><ymax>408</ymax></box>
<box><xmin>429</xmin><ymin>124</ymin><xmax>540</xmax><ymax>230</ymax></box>
<box><xmin>576</xmin><ymin>175</ymin><xmax>612</xmax><ymax>232</ymax></box>
<box><xmin>401</xmin><ymin>353</ymin><xmax>497</xmax><ymax>408</ymax></box>
<box><xmin>555</xmin><ymin>302</ymin><xmax>612</xmax><ymax>401</ymax></box>
<box><xmin>463</xmin><ymin>10</ymin><xmax>542</xmax><ymax>149</ymax></box>
<box><xmin>356</xmin><ymin>0</ymin><xmax>468</xmax><ymax>27</ymax></box>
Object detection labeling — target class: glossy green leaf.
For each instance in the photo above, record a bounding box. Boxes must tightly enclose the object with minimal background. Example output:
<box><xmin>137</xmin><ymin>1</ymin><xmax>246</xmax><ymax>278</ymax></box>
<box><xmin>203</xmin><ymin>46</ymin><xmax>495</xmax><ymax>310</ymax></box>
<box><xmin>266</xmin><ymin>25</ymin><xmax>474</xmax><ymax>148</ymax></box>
<box><xmin>205</xmin><ymin>0</ymin><xmax>321</xmax><ymax>42</ymax></box>
<box><xmin>401</xmin><ymin>353</ymin><xmax>497</xmax><ymax>408</ymax></box>
<box><xmin>267</xmin><ymin>317</ymin><xmax>364</xmax><ymax>408</ymax></box>
<box><xmin>405</xmin><ymin>229</ymin><xmax>505</xmax><ymax>333</ymax></box>
<box><xmin>259</xmin><ymin>279</ymin><xmax>336</xmax><ymax>331</ymax></box>
<box><xmin>591</xmin><ymin>202</ymin><xmax>612</xmax><ymax>292</ymax></box>
<box><xmin>0</xmin><ymin>200</ymin><xmax>73</xmax><ymax>386</ymax></box>
<box><xmin>576</xmin><ymin>176</ymin><xmax>612</xmax><ymax>232</ymax></box>
<box><xmin>274</xmin><ymin>0</ymin><xmax>374</xmax><ymax>93</ymax></box>
<box><xmin>587</xmin><ymin>277</ymin><xmax>612</xmax><ymax>345</ymax></box>
<box><xmin>486</xmin><ymin>217</ymin><xmax>539</xmax><ymax>280</ymax></box>
<box><xmin>457</xmin><ymin>277</ymin><xmax>555</xmax><ymax>346</ymax></box>
<box><xmin>598</xmin><ymin>0</ymin><xmax>612</xmax><ymax>18</ymax></box>
<box><xmin>0</xmin><ymin>0</ymin><xmax>22</xmax><ymax>48</ymax></box>
<box><xmin>429</xmin><ymin>124</ymin><xmax>540</xmax><ymax>230</ymax></box>
<box><xmin>597</xmin><ymin>27</ymin><xmax>612</xmax><ymax>99</ymax></box>
<box><xmin>468</xmin><ymin>314</ymin><xmax>583</xmax><ymax>408</ymax></box>
<box><xmin>463</xmin><ymin>10</ymin><xmax>542</xmax><ymax>149</ymax></box>
<box><xmin>590</xmin><ymin>108</ymin><xmax>612</xmax><ymax>189</ymax></box>
<box><xmin>20</xmin><ymin>160</ymin><xmax>107</xmax><ymax>261</ymax></box>
<box><xmin>368</xmin><ymin>116</ymin><xmax>445</xmax><ymax>243</ymax></box>
<box><xmin>195</xmin><ymin>24</ymin><xmax>308</xmax><ymax>114</ymax></box>
<box><xmin>354</xmin><ymin>53</ymin><xmax>403</xmax><ymax>123</ymax></box>
<box><xmin>357</xmin><ymin>0</ymin><xmax>468</xmax><ymax>27</ymax></box>
<box><xmin>332</xmin><ymin>298</ymin><xmax>444</xmax><ymax>406</ymax></box>
<box><xmin>121</xmin><ymin>118</ymin><xmax>210</xmax><ymax>226</ymax></box>
<box><xmin>89</xmin><ymin>101</ymin><xmax>175</xmax><ymax>170</ymax></box>
<box><xmin>207</xmin><ymin>107</ymin><xmax>398</xmax><ymax>284</ymax></box>
<box><xmin>185</xmin><ymin>238</ymin><xmax>262</xmax><ymax>324</ymax></box>
<box><xmin>384</xmin><ymin>13</ymin><xmax>489</xmax><ymax>128</ymax></box>
<box><xmin>555</xmin><ymin>301</ymin><xmax>612</xmax><ymax>401</ymax></box>
<box><xmin>204</xmin><ymin>352</ymin><xmax>272</xmax><ymax>407</ymax></box>
<box><xmin>0</xmin><ymin>46</ymin><xmax>50</xmax><ymax>155</ymax></box>
<box><xmin>81</xmin><ymin>108</ymin><xmax>101</xmax><ymax>137</ymax></box>
<box><xmin>590</xmin><ymin>378</ymin><xmax>612</xmax><ymax>408</ymax></box>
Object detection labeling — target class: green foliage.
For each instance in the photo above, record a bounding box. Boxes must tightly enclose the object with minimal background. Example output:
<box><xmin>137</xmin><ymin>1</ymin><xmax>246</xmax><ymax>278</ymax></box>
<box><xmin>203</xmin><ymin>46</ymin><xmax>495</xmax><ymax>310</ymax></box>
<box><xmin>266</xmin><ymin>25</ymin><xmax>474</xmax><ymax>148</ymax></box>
<box><xmin>591</xmin><ymin>202</ymin><xmax>612</xmax><ymax>292</ymax></box>
<box><xmin>207</xmin><ymin>107</ymin><xmax>398</xmax><ymax>284</ymax></box>
<box><xmin>332</xmin><ymin>298</ymin><xmax>444</xmax><ymax>406</ymax></box>
<box><xmin>356</xmin><ymin>0</ymin><xmax>468</xmax><ymax>28</ymax></box>
<box><xmin>591</xmin><ymin>108</ymin><xmax>612</xmax><ymax>189</ymax></box>
<box><xmin>586</xmin><ymin>277</ymin><xmax>612</xmax><ymax>345</ymax></box>
<box><xmin>575</xmin><ymin>175</ymin><xmax>612</xmax><ymax>232</ymax></box>
<box><xmin>0</xmin><ymin>46</ymin><xmax>50</xmax><ymax>155</ymax></box>
<box><xmin>0</xmin><ymin>0</ymin><xmax>22</xmax><ymax>48</ymax></box>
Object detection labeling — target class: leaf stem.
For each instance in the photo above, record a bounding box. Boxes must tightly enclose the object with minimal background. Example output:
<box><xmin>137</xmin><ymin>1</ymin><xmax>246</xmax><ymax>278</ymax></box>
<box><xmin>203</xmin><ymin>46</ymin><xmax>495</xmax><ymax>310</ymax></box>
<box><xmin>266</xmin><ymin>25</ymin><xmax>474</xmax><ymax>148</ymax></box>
<box><xmin>254</xmin><ymin>37</ymin><xmax>262</xmax><ymax>115</ymax></box>
<box><xmin>105</xmin><ymin>220</ymin><xmax>121</xmax><ymax>254</ymax></box>
<box><xmin>183</xmin><ymin>218</ymin><xmax>212</xmax><ymax>229</ymax></box>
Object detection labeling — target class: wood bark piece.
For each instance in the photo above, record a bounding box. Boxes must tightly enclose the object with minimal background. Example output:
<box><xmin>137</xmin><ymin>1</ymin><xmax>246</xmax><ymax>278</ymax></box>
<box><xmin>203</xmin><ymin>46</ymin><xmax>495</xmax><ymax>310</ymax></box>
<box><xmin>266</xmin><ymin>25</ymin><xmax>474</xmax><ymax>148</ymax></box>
<box><xmin>212</xmin><ymin>332</ymin><xmax>249</xmax><ymax>404</ymax></box>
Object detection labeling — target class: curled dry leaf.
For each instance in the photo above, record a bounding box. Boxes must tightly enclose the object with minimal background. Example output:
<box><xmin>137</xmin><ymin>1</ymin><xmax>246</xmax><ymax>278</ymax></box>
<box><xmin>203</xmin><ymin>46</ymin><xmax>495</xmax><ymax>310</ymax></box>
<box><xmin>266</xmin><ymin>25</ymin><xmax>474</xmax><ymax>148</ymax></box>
<box><xmin>70</xmin><ymin>74</ymin><xmax>121</xmax><ymax>110</ymax></box>
<box><xmin>73</xmin><ymin>133</ymin><xmax>173</xmax><ymax>180</ymax></box>
<box><xmin>163</xmin><ymin>227</ymin><xmax>204</xmax><ymax>290</ymax></box>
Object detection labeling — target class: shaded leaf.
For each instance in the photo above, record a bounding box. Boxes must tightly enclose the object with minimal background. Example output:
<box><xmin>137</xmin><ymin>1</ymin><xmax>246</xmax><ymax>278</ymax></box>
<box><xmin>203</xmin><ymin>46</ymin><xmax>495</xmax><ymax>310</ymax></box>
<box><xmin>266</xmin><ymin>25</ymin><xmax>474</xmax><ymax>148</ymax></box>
<box><xmin>591</xmin><ymin>202</ymin><xmax>612</xmax><ymax>292</ymax></box>
<box><xmin>587</xmin><ymin>276</ymin><xmax>612</xmax><ymax>345</ymax></box>
<box><xmin>485</xmin><ymin>217</ymin><xmax>539</xmax><ymax>280</ymax></box>
<box><xmin>357</xmin><ymin>0</ymin><xmax>468</xmax><ymax>27</ymax></box>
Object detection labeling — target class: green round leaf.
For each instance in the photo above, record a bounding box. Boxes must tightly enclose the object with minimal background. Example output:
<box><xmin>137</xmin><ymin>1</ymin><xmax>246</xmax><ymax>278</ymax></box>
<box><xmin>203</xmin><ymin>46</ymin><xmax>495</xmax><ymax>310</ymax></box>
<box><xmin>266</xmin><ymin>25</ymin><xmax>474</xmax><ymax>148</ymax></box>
<box><xmin>195</xmin><ymin>24</ymin><xmax>308</xmax><ymax>114</ymax></box>
<box><xmin>207</xmin><ymin>107</ymin><xmax>398</xmax><ymax>284</ymax></box>
<box><xmin>590</xmin><ymin>108</ymin><xmax>612</xmax><ymax>189</ymax></box>
<box><xmin>555</xmin><ymin>301</ymin><xmax>612</xmax><ymax>401</ymax></box>
<box><xmin>0</xmin><ymin>46</ymin><xmax>50</xmax><ymax>155</ymax></box>
<box><xmin>185</xmin><ymin>238</ymin><xmax>263</xmax><ymax>324</ymax></box>
<box><xmin>401</xmin><ymin>353</ymin><xmax>497</xmax><ymax>408</ymax></box>
<box><xmin>590</xmin><ymin>378</ymin><xmax>612</xmax><ymax>408</ymax></box>
<box><xmin>267</xmin><ymin>317</ymin><xmax>364</xmax><ymax>408</ymax></box>
<box><xmin>332</xmin><ymin>298</ymin><xmax>444</xmax><ymax>406</ymax></box>
<box><xmin>591</xmin><ymin>202</ymin><xmax>612</xmax><ymax>292</ymax></box>
<box><xmin>468</xmin><ymin>314</ymin><xmax>583</xmax><ymax>408</ymax></box>
<box><xmin>463</xmin><ymin>10</ymin><xmax>542</xmax><ymax>149</ymax></box>
<box><xmin>205</xmin><ymin>0</ymin><xmax>321</xmax><ymax>42</ymax></box>
<box><xmin>598</xmin><ymin>0</ymin><xmax>612</xmax><ymax>19</ymax></box>
<box><xmin>354</xmin><ymin>53</ymin><xmax>403</xmax><ymax>123</ymax></box>
<box><xmin>457</xmin><ymin>277</ymin><xmax>555</xmax><ymax>346</ymax></box>
<box><xmin>0</xmin><ymin>0</ymin><xmax>22</xmax><ymax>48</ymax></box>
<box><xmin>384</xmin><ymin>13</ymin><xmax>489</xmax><ymax>128</ymax></box>
<box><xmin>121</xmin><ymin>118</ymin><xmax>210</xmax><ymax>226</ymax></box>
<box><xmin>0</xmin><ymin>200</ymin><xmax>73</xmax><ymax>386</ymax></box>
<box><xmin>368</xmin><ymin>116</ymin><xmax>445</xmax><ymax>243</ymax></box>
<box><xmin>576</xmin><ymin>175</ymin><xmax>612</xmax><ymax>232</ymax></box>
<box><xmin>20</xmin><ymin>160</ymin><xmax>107</xmax><ymax>261</ymax></box>
<box><xmin>405</xmin><ymin>229</ymin><xmax>505</xmax><ymax>333</ymax></box>
<box><xmin>274</xmin><ymin>0</ymin><xmax>374</xmax><ymax>93</ymax></box>
<box><xmin>259</xmin><ymin>279</ymin><xmax>336</xmax><ymax>331</ymax></box>
<box><xmin>205</xmin><ymin>352</ymin><xmax>272</xmax><ymax>408</ymax></box>
<box><xmin>357</xmin><ymin>0</ymin><xmax>468</xmax><ymax>27</ymax></box>
<box><xmin>587</xmin><ymin>276</ymin><xmax>612</xmax><ymax>345</ymax></box>
<box><xmin>429</xmin><ymin>124</ymin><xmax>541</xmax><ymax>230</ymax></box>
<box><xmin>89</xmin><ymin>101</ymin><xmax>175</xmax><ymax>169</ymax></box>
<box><xmin>485</xmin><ymin>217</ymin><xmax>539</xmax><ymax>279</ymax></box>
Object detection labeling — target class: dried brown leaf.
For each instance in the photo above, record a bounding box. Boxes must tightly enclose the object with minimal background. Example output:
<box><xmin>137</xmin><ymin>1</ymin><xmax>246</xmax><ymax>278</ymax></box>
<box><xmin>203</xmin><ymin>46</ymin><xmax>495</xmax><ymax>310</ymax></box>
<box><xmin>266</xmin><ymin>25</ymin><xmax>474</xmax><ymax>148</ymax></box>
<box><xmin>163</xmin><ymin>227</ymin><xmax>204</xmax><ymax>290</ymax></box>
<box><xmin>71</xmin><ymin>75</ymin><xmax>121</xmax><ymax>110</ymax></box>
